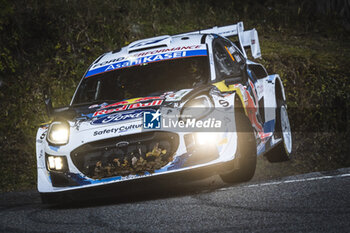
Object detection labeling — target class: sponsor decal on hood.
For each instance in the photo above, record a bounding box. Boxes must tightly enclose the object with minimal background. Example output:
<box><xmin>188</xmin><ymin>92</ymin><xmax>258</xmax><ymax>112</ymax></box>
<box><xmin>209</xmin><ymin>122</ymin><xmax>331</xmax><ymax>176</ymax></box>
<box><xmin>100</xmin><ymin>96</ymin><xmax>163</xmax><ymax>109</ymax></box>
<box><xmin>92</xmin><ymin>123</ymin><xmax>142</xmax><ymax>136</ymax></box>
<box><xmin>91</xmin><ymin>109</ymin><xmax>145</xmax><ymax>125</ymax></box>
<box><xmin>86</xmin><ymin>90</ymin><xmax>190</xmax><ymax>119</ymax></box>
<box><xmin>92</xmin><ymin>99</ymin><xmax>163</xmax><ymax>117</ymax></box>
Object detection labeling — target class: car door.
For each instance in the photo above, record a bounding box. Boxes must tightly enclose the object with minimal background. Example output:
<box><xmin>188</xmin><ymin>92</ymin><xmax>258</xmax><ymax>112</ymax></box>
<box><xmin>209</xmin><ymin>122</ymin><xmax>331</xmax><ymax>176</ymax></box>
<box><xmin>213</xmin><ymin>37</ymin><xmax>265</xmax><ymax>134</ymax></box>
<box><xmin>247</xmin><ymin>64</ymin><xmax>269</xmax><ymax>123</ymax></box>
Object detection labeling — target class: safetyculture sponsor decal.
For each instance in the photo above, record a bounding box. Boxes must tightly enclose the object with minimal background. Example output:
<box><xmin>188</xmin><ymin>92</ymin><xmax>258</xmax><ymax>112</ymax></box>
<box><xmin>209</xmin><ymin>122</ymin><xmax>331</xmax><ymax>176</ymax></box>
<box><xmin>93</xmin><ymin>100</ymin><xmax>163</xmax><ymax>117</ymax></box>
<box><xmin>93</xmin><ymin>123</ymin><xmax>142</xmax><ymax>136</ymax></box>
<box><xmin>85</xmin><ymin>48</ymin><xmax>208</xmax><ymax>78</ymax></box>
<box><xmin>91</xmin><ymin>109</ymin><xmax>144</xmax><ymax>125</ymax></box>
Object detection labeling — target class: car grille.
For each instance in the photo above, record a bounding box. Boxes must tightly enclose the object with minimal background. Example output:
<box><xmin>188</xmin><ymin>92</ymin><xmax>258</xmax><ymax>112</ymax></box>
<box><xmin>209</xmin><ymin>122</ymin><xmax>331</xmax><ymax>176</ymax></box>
<box><xmin>70</xmin><ymin>131</ymin><xmax>179</xmax><ymax>179</ymax></box>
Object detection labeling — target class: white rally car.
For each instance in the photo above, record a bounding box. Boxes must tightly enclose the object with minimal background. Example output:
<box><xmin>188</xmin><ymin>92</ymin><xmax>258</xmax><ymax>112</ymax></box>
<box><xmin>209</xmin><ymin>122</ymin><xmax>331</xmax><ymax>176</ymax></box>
<box><xmin>36</xmin><ymin>22</ymin><xmax>292</xmax><ymax>204</ymax></box>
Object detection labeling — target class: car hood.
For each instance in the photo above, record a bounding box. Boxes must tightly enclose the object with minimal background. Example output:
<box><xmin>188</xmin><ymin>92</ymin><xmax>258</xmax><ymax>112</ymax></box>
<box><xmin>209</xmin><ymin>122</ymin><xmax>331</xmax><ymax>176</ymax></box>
<box><xmin>63</xmin><ymin>88</ymin><xmax>194</xmax><ymax>127</ymax></box>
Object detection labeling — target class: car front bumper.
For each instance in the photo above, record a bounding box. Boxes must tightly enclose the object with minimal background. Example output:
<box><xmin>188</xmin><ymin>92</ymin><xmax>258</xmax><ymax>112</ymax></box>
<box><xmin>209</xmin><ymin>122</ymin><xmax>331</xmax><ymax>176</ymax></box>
<box><xmin>37</xmin><ymin>128</ymin><xmax>238</xmax><ymax>193</ymax></box>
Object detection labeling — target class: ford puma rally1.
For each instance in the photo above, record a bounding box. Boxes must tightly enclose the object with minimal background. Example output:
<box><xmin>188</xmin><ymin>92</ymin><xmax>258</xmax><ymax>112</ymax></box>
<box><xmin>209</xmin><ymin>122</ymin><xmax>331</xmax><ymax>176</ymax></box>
<box><xmin>36</xmin><ymin>22</ymin><xmax>292</xmax><ymax>203</ymax></box>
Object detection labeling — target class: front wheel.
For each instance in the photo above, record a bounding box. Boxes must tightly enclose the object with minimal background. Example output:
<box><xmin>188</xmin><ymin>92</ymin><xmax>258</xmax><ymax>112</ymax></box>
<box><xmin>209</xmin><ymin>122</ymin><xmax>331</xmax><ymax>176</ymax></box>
<box><xmin>220</xmin><ymin>111</ymin><xmax>257</xmax><ymax>183</ymax></box>
<box><xmin>265</xmin><ymin>100</ymin><xmax>292</xmax><ymax>162</ymax></box>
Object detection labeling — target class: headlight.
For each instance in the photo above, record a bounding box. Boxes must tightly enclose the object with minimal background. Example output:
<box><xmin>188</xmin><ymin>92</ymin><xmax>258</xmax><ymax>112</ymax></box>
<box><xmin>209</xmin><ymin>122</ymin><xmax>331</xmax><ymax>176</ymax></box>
<box><xmin>181</xmin><ymin>95</ymin><xmax>213</xmax><ymax>120</ymax></box>
<box><xmin>195</xmin><ymin>132</ymin><xmax>219</xmax><ymax>145</ymax></box>
<box><xmin>47</xmin><ymin>121</ymin><xmax>70</xmax><ymax>145</ymax></box>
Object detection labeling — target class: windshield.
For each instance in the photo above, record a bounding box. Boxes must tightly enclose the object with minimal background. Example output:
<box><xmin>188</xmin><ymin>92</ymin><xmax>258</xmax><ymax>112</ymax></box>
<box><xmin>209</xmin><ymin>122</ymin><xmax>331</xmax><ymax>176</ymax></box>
<box><xmin>72</xmin><ymin>56</ymin><xmax>210</xmax><ymax>105</ymax></box>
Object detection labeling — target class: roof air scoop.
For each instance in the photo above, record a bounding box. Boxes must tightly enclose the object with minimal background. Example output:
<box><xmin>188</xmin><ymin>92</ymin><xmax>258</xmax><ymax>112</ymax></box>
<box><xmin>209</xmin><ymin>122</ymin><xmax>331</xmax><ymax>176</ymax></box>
<box><xmin>127</xmin><ymin>35</ymin><xmax>171</xmax><ymax>53</ymax></box>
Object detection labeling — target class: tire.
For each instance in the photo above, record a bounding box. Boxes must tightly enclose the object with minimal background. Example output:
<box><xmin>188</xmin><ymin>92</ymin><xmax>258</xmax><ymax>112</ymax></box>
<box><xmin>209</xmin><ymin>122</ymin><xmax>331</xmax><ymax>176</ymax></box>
<box><xmin>220</xmin><ymin>110</ymin><xmax>257</xmax><ymax>183</ymax></box>
<box><xmin>265</xmin><ymin>100</ymin><xmax>292</xmax><ymax>162</ymax></box>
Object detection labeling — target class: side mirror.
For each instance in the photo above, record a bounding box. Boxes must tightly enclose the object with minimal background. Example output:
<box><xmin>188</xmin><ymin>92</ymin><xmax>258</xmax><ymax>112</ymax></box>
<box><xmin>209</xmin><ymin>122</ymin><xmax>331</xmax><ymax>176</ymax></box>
<box><xmin>44</xmin><ymin>97</ymin><xmax>53</xmax><ymax>118</ymax></box>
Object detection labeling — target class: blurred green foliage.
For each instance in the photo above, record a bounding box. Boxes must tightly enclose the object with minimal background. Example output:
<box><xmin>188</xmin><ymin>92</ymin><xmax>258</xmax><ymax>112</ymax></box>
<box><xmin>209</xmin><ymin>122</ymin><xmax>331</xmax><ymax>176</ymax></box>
<box><xmin>0</xmin><ymin>0</ymin><xmax>349</xmax><ymax>191</ymax></box>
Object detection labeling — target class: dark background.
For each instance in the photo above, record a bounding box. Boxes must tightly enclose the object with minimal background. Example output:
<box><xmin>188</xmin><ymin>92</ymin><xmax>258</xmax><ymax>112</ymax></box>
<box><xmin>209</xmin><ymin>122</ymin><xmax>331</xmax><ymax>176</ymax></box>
<box><xmin>0</xmin><ymin>0</ymin><xmax>349</xmax><ymax>192</ymax></box>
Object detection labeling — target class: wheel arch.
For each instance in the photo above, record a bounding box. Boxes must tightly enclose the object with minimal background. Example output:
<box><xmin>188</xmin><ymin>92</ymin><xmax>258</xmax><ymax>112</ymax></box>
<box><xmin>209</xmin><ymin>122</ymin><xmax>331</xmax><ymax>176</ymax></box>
<box><xmin>274</xmin><ymin>75</ymin><xmax>286</xmax><ymax>102</ymax></box>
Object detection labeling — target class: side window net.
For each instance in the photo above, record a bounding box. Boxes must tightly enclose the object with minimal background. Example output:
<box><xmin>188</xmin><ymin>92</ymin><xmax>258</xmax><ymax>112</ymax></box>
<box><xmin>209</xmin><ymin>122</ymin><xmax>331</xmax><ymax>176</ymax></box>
<box><xmin>213</xmin><ymin>41</ymin><xmax>242</xmax><ymax>80</ymax></box>
<box><xmin>214</xmin><ymin>45</ymin><xmax>233</xmax><ymax>77</ymax></box>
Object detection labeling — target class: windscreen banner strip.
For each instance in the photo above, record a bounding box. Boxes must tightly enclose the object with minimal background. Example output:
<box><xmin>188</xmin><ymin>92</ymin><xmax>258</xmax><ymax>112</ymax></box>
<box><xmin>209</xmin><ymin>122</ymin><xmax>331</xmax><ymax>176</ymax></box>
<box><xmin>85</xmin><ymin>49</ymin><xmax>208</xmax><ymax>78</ymax></box>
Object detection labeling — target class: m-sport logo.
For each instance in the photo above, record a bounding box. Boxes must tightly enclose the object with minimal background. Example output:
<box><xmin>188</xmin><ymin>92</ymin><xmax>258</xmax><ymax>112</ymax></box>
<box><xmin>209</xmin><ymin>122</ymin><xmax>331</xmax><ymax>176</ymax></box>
<box><xmin>143</xmin><ymin>110</ymin><xmax>161</xmax><ymax>129</ymax></box>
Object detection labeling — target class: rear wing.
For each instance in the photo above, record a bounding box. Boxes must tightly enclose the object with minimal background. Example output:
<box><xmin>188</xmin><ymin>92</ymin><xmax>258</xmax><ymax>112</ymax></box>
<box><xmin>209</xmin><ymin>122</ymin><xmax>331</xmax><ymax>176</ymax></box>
<box><xmin>178</xmin><ymin>21</ymin><xmax>261</xmax><ymax>59</ymax></box>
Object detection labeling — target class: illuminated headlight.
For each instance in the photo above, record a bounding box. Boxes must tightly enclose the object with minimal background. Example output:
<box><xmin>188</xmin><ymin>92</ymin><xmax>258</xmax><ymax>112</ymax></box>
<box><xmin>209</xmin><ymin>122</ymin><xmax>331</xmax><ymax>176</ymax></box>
<box><xmin>195</xmin><ymin>132</ymin><xmax>219</xmax><ymax>145</ymax></box>
<box><xmin>46</xmin><ymin>155</ymin><xmax>67</xmax><ymax>171</ymax></box>
<box><xmin>181</xmin><ymin>95</ymin><xmax>213</xmax><ymax>120</ymax></box>
<box><xmin>47</xmin><ymin>121</ymin><xmax>70</xmax><ymax>145</ymax></box>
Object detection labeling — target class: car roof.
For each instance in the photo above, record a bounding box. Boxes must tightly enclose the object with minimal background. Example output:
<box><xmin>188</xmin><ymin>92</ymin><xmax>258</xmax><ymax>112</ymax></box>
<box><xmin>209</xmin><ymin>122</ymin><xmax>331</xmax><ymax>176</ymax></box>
<box><xmin>95</xmin><ymin>34</ymin><xmax>206</xmax><ymax>65</ymax></box>
<box><xmin>85</xmin><ymin>22</ymin><xmax>262</xmax><ymax>79</ymax></box>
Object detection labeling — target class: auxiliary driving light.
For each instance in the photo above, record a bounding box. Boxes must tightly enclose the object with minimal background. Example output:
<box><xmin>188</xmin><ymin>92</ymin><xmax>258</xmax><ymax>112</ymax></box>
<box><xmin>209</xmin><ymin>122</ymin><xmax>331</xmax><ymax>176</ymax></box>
<box><xmin>47</xmin><ymin>121</ymin><xmax>70</xmax><ymax>145</ymax></box>
<box><xmin>46</xmin><ymin>155</ymin><xmax>68</xmax><ymax>171</ymax></box>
